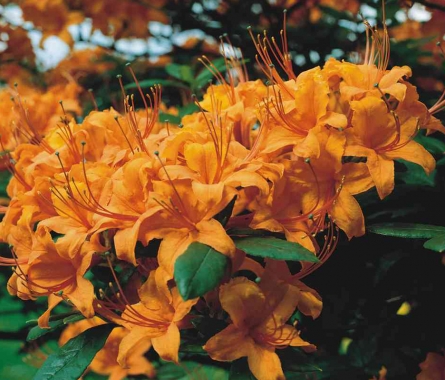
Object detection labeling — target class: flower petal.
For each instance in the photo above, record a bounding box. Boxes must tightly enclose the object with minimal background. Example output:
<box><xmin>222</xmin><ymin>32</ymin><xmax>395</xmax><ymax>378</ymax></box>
<box><xmin>204</xmin><ymin>324</ymin><xmax>254</xmax><ymax>361</ymax></box>
<box><xmin>247</xmin><ymin>345</ymin><xmax>285</xmax><ymax>380</ymax></box>
<box><xmin>152</xmin><ymin>323</ymin><xmax>180</xmax><ymax>363</ymax></box>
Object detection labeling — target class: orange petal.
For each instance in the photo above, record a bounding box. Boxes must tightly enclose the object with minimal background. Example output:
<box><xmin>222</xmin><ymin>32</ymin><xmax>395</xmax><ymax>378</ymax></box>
<box><xmin>219</xmin><ymin>278</ymin><xmax>266</xmax><ymax>328</ymax></box>
<box><xmin>330</xmin><ymin>190</ymin><xmax>365</xmax><ymax>239</ymax></box>
<box><xmin>366</xmin><ymin>151</ymin><xmax>394</xmax><ymax>200</ymax></box>
<box><xmin>204</xmin><ymin>324</ymin><xmax>254</xmax><ymax>361</ymax></box>
<box><xmin>151</xmin><ymin>323</ymin><xmax>180</xmax><ymax>363</ymax></box>
<box><xmin>193</xmin><ymin>219</ymin><xmax>236</xmax><ymax>258</ymax></box>
<box><xmin>247</xmin><ymin>344</ymin><xmax>285</xmax><ymax>380</ymax></box>
<box><xmin>384</xmin><ymin>140</ymin><xmax>435</xmax><ymax>176</ymax></box>
<box><xmin>118</xmin><ymin>327</ymin><xmax>150</xmax><ymax>369</ymax></box>
<box><xmin>38</xmin><ymin>294</ymin><xmax>63</xmax><ymax>328</ymax></box>
<box><xmin>67</xmin><ymin>276</ymin><xmax>95</xmax><ymax>319</ymax></box>
<box><xmin>184</xmin><ymin>142</ymin><xmax>218</xmax><ymax>184</ymax></box>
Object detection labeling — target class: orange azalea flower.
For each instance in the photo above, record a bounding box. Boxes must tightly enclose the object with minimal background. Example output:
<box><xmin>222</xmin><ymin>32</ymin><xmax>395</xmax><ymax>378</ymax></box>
<box><xmin>0</xmin><ymin>81</ymin><xmax>81</xmax><ymax>152</ymax></box>
<box><xmin>126</xmin><ymin>178</ymin><xmax>236</xmax><ymax>276</ymax></box>
<box><xmin>59</xmin><ymin>318</ymin><xmax>155</xmax><ymax>380</ymax></box>
<box><xmin>1</xmin><ymin>225</ymin><xmax>34</xmax><ymax>300</ymax></box>
<box><xmin>199</xmin><ymin>80</ymin><xmax>267</xmax><ymax>149</ymax></box>
<box><xmin>204</xmin><ymin>277</ymin><xmax>314</xmax><ymax>380</ymax></box>
<box><xmin>260</xmin><ymin>67</ymin><xmax>347</xmax><ymax>158</ymax></box>
<box><xmin>38</xmin><ymin>162</ymin><xmax>116</xmax><ymax>257</ymax></box>
<box><xmin>248</xmin><ymin>174</ymin><xmax>317</xmax><ymax>253</ymax></box>
<box><xmin>100</xmin><ymin>268</ymin><xmax>197</xmax><ymax>364</ymax></box>
<box><xmin>286</xmin><ymin>128</ymin><xmax>374</xmax><ymax>238</ymax></box>
<box><xmin>346</xmin><ymin>96</ymin><xmax>435</xmax><ymax>199</ymax></box>
<box><xmin>27</xmin><ymin>227</ymin><xmax>95</xmax><ymax>327</ymax></box>
<box><xmin>239</xmin><ymin>258</ymin><xmax>323</xmax><ymax>319</ymax></box>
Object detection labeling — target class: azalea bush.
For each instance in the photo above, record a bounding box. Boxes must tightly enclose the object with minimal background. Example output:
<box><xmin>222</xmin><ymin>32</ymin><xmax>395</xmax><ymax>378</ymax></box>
<box><xmin>1</xmin><ymin>1</ymin><xmax>445</xmax><ymax>380</ymax></box>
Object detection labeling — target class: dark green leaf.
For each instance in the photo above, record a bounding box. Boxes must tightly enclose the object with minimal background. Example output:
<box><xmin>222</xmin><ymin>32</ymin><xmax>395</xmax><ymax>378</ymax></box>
<box><xmin>436</xmin><ymin>156</ymin><xmax>445</xmax><ymax>167</ymax></box>
<box><xmin>229</xmin><ymin>358</ymin><xmax>255</xmax><ymax>380</ymax></box>
<box><xmin>179</xmin><ymin>343</ymin><xmax>206</xmax><ymax>354</ymax></box>
<box><xmin>368</xmin><ymin>223</ymin><xmax>445</xmax><ymax>253</ymax></box>
<box><xmin>165</xmin><ymin>63</ymin><xmax>194</xmax><ymax>84</ymax></box>
<box><xmin>423</xmin><ymin>234</ymin><xmax>445</xmax><ymax>252</ymax></box>
<box><xmin>33</xmin><ymin>324</ymin><xmax>114</xmax><ymax>380</ymax></box>
<box><xmin>178</xmin><ymin>102</ymin><xmax>199</xmax><ymax>117</ymax></box>
<box><xmin>191</xmin><ymin>316</ymin><xmax>227</xmax><ymax>339</ymax></box>
<box><xmin>0</xmin><ymin>339</ymin><xmax>37</xmax><ymax>379</ymax></box>
<box><xmin>415</xmin><ymin>133</ymin><xmax>445</xmax><ymax>155</ymax></box>
<box><xmin>0</xmin><ymin>171</ymin><xmax>11</xmax><ymax>198</ymax></box>
<box><xmin>159</xmin><ymin>112</ymin><xmax>182</xmax><ymax>124</ymax></box>
<box><xmin>367</xmin><ymin>223</ymin><xmax>445</xmax><ymax>239</ymax></box>
<box><xmin>27</xmin><ymin>314</ymin><xmax>84</xmax><ymax>341</ymax></box>
<box><xmin>174</xmin><ymin>242</ymin><xmax>228</xmax><ymax>300</ymax></box>
<box><xmin>214</xmin><ymin>196</ymin><xmax>237</xmax><ymax>227</ymax></box>
<box><xmin>233</xmin><ymin>237</ymin><xmax>319</xmax><ymax>263</ymax></box>
<box><xmin>194</xmin><ymin>57</ymin><xmax>227</xmax><ymax>88</ymax></box>
<box><xmin>396</xmin><ymin>160</ymin><xmax>436</xmax><ymax>187</ymax></box>
<box><xmin>157</xmin><ymin>361</ymin><xmax>228</xmax><ymax>380</ymax></box>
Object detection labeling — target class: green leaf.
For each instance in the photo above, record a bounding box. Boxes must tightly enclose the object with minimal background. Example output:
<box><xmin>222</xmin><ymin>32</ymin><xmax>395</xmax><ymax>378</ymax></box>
<box><xmin>178</xmin><ymin>102</ymin><xmax>199</xmax><ymax>117</ymax></box>
<box><xmin>423</xmin><ymin>235</ymin><xmax>445</xmax><ymax>252</ymax></box>
<box><xmin>436</xmin><ymin>156</ymin><xmax>445</xmax><ymax>167</ymax></box>
<box><xmin>396</xmin><ymin>160</ymin><xmax>436</xmax><ymax>187</ymax></box>
<box><xmin>368</xmin><ymin>223</ymin><xmax>445</xmax><ymax>253</ymax></box>
<box><xmin>174</xmin><ymin>242</ymin><xmax>228</xmax><ymax>300</ymax></box>
<box><xmin>414</xmin><ymin>133</ymin><xmax>445</xmax><ymax>155</ymax></box>
<box><xmin>165</xmin><ymin>63</ymin><xmax>194</xmax><ymax>84</ymax></box>
<box><xmin>367</xmin><ymin>223</ymin><xmax>445</xmax><ymax>239</ymax></box>
<box><xmin>194</xmin><ymin>57</ymin><xmax>227</xmax><ymax>88</ymax></box>
<box><xmin>214</xmin><ymin>196</ymin><xmax>237</xmax><ymax>227</ymax></box>
<box><xmin>191</xmin><ymin>316</ymin><xmax>227</xmax><ymax>339</ymax></box>
<box><xmin>27</xmin><ymin>314</ymin><xmax>84</xmax><ymax>341</ymax></box>
<box><xmin>125</xmin><ymin>79</ymin><xmax>189</xmax><ymax>91</ymax></box>
<box><xmin>233</xmin><ymin>237</ymin><xmax>319</xmax><ymax>263</ymax></box>
<box><xmin>159</xmin><ymin>112</ymin><xmax>182</xmax><ymax>125</ymax></box>
<box><xmin>0</xmin><ymin>171</ymin><xmax>11</xmax><ymax>198</ymax></box>
<box><xmin>229</xmin><ymin>358</ymin><xmax>255</xmax><ymax>380</ymax></box>
<box><xmin>157</xmin><ymin>361</ymin><xmax>228</xmax><ymax>380</ymax></box>
<box><xmin>33</xmin><ymin>324</ymin><xmax>114</xmax><ymax>380</ymax></box>
<box><xmin>0</xmin><ymin>339</ymin><xmax>37</xmax><ymax>379</ymax></box>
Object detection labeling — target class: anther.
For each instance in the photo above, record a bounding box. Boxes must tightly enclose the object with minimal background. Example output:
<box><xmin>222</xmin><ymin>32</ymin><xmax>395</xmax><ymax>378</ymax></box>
<box><xmin>304</xmin><ymin>157</ymin><xmax>310</xmax><ymax>164</ymax></box>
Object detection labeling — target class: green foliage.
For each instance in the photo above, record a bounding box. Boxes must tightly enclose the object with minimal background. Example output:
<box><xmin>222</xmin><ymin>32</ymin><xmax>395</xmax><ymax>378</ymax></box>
<box><xmin>27</xmin><ymin>314</ymin><xmax>84</xmax><ymax>342</ymax></box>
<box><xmin>233</xmin><ymin>237</ymin><xmax>320</xmax><ymax>262</ymax></box>
<box><xmin>174</xmin><ymin>242</ymin><xmax>228</xmax><ymax>300</ymax></box>
<box><xmin>0</xmin><ymin>340</ymin><xmax>38</xmax><ymax>379</ymax></box>
<box><xmin>33</xmin><ymin>324</ymin><xmax>114</xmax><ymax>380</ymax></box>
<box><xmin>368</xmin><ymin>222</ymin><xmax>445</xmax><ymax>252</ymax></box>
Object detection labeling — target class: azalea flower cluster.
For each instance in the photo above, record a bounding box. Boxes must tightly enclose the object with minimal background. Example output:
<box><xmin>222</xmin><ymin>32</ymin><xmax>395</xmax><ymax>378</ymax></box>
<box><xmin>1</xmin><ymin>18</ymin><xmax>444</xmax><ymax>380</ymax></box>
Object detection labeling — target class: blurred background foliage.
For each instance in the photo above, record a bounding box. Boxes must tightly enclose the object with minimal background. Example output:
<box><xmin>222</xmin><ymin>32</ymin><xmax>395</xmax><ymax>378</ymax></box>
<box><xmin>1</xmin><ymin>0</ymin><xmax>445</xmax><ymax>379</ymax></box>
